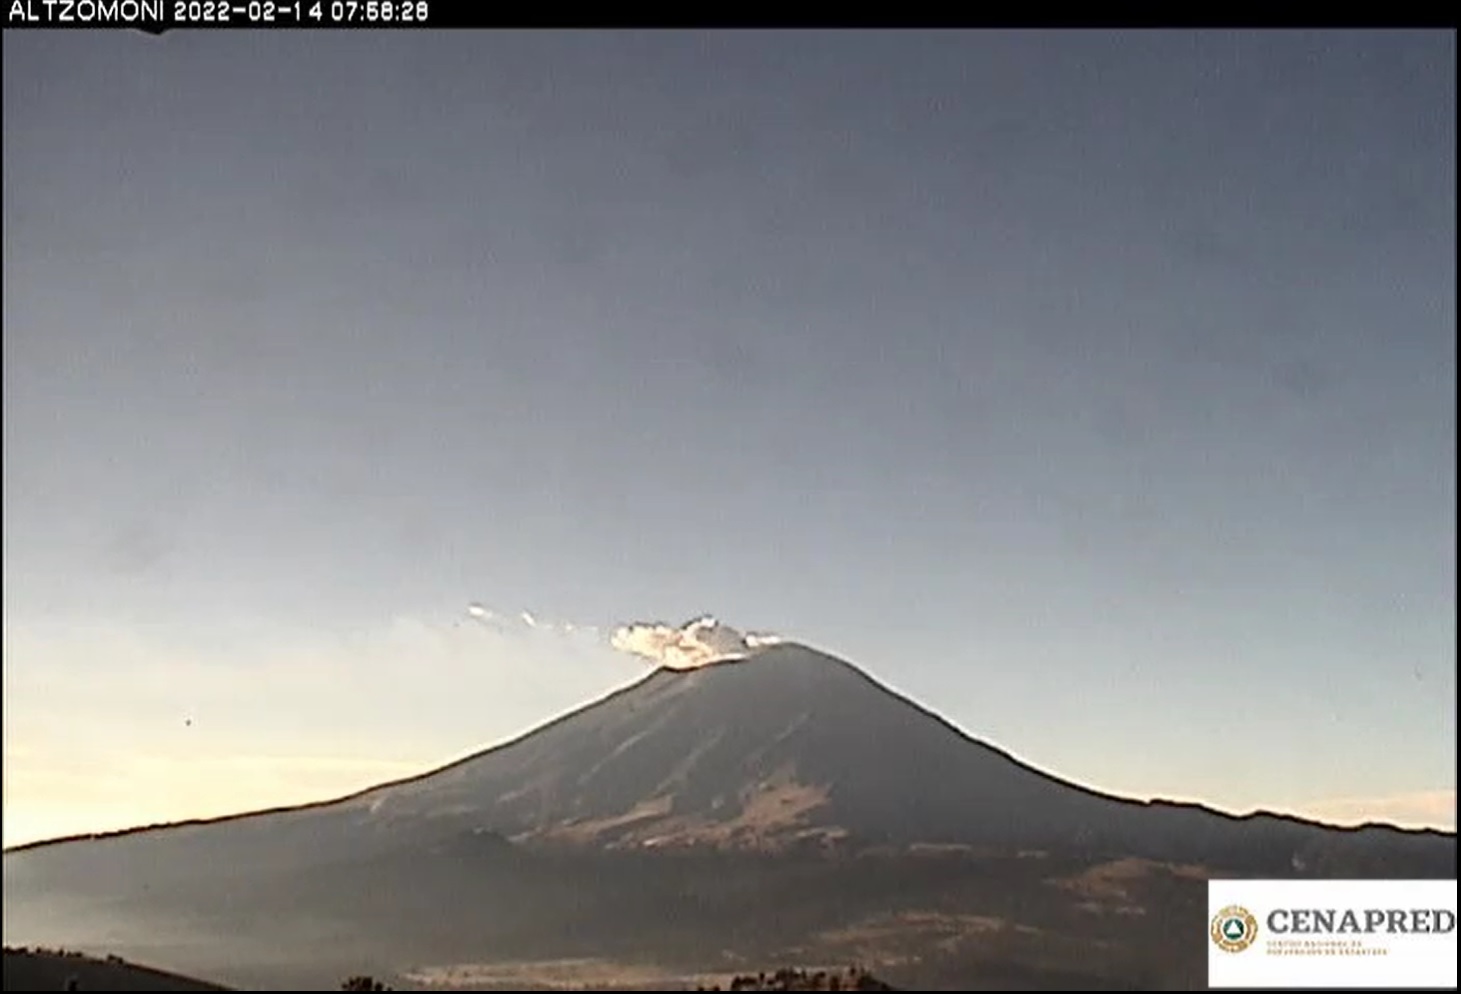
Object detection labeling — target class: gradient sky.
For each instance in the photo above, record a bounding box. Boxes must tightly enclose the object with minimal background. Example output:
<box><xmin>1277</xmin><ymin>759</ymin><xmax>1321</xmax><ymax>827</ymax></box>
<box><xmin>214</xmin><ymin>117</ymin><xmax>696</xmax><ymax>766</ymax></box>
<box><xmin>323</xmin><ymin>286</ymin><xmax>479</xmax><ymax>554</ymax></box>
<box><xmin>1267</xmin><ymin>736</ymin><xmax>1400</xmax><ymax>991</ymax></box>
<box><xmin>3</xmin><ymin>30</ymin><xmax>1455</xmax><ymax>848</ymax></box>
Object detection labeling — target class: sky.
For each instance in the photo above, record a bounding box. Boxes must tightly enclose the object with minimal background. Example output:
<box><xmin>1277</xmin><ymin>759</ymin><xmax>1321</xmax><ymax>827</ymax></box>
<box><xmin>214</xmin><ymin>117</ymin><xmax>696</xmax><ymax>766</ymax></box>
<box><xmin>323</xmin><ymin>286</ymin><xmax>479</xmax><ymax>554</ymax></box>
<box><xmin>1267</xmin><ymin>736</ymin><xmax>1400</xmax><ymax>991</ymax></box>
<box><xmin>2</xmin><ymin>29</ymin><xmax>1455</xmax><ymax>848</ymax></box>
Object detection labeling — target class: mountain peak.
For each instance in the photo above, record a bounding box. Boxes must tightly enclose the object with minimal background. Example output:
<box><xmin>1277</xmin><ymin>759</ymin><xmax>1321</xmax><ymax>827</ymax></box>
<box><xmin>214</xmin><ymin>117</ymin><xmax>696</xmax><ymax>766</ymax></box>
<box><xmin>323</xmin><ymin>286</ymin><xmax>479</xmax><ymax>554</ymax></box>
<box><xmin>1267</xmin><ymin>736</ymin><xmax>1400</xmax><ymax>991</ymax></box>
<box><xmin>349</xmin><ymin>640</ymin><xmax>1085</xmax><ymax>854</ymax></box>
<box><xmin>329</xmin><ymin>638</ymin><xmax>1449</xmax><ymax>872</ymax></box>
<box><xmin>647</xmin><ymin>640</ymin><xmax>864</xmax><ymax>684</ymax></box>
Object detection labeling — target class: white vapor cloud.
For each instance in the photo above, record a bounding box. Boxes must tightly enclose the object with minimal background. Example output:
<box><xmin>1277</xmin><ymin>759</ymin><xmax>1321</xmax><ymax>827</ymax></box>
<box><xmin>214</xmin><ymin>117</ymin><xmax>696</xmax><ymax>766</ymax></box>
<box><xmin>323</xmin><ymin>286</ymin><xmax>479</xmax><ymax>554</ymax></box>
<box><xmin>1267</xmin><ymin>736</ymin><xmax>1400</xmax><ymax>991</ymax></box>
<box><xmin>464</xmin><ymin>603</ymin><xmax>602</xmax><ymax>643</ymax></box>
<box><xmin>610</xmin><ymin>616</ymin><xmax>783</xmax><ymax>670</ymax></box>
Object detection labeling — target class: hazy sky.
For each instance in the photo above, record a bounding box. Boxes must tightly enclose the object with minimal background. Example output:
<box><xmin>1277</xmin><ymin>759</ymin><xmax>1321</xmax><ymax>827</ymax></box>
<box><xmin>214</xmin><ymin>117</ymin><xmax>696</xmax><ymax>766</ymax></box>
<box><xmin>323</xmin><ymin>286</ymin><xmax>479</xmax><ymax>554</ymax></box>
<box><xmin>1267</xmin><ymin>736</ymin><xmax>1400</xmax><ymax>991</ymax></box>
<box><xmin>3</xmin><ymin>30</ymin><xmax>1454</xmax><ymax>847</ymax></box>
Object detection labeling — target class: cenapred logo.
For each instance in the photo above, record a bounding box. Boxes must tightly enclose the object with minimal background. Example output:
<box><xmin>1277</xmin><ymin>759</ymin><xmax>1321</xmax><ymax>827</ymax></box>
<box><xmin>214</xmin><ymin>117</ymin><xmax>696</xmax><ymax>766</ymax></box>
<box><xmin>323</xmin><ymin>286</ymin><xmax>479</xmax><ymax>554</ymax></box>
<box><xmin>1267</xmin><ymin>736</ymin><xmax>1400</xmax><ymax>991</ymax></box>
<box><xmin>1207</xmin><ymin>879</ymin><xmax>1458</xmax><ymax>990</ymax></box>
<box><xmin>1211</xmin><ymin>904</ymin><xmax>1260</xmax><ymax>953</ymax></box>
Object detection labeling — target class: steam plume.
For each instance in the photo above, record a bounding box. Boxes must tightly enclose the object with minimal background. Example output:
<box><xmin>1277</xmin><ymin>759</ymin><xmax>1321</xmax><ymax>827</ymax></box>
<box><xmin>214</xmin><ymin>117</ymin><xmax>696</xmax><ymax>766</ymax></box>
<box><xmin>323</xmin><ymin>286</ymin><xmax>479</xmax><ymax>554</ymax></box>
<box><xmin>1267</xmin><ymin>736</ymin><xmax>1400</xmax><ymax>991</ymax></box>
<box><xmin>464</xmin><ymin>603</ymin><xmax>598</xmax><ymax>640</ymax></box>
<box><xmin>611</xmin><ymin>616</ymin><xmax>782</xmax><ymax>670</ymax></box>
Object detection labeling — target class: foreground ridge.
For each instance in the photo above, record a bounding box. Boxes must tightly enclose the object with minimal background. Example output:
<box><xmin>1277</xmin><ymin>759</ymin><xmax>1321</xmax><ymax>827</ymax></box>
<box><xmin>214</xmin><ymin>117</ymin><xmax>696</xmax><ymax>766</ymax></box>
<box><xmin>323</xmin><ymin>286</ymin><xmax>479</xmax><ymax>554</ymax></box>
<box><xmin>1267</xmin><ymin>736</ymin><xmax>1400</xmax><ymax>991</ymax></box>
<box><xmin>2</xmin><ymin>947</ymin><xmax>232</xmax><ymax>992</ymax></box>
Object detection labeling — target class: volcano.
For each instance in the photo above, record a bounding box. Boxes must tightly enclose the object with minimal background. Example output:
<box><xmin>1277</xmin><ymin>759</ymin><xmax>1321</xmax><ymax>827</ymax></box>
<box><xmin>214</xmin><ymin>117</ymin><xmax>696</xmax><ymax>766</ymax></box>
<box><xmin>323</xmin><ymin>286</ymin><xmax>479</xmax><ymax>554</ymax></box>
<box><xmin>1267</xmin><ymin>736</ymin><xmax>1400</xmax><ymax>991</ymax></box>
<box><xmin>257</xmin><ymin>641</ymin><xmax>1449</xmax><ymax>867</ymax></box>
<box><xmin>346</xmin><ymin>640</ymin><xmax>1149</xmax><ymax>855</ymax></box>
<box><xmin>3</xmin><ymin>642</ymin><xmax>1454</xmax><ymax>991</ymax></box>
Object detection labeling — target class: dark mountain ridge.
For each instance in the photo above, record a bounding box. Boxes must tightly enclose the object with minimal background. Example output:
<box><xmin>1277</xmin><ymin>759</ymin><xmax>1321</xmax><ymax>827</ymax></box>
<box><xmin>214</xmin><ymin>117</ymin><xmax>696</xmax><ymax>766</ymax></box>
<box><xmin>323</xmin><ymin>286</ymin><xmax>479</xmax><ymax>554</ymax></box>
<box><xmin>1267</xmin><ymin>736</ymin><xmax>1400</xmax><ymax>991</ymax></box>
<box><xmin>2</xmin><ymin>948</ymin><xmax>231</xmax><ymax>992</ymax></box>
